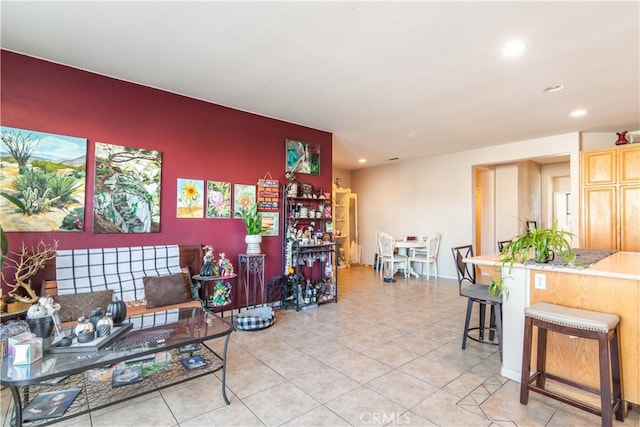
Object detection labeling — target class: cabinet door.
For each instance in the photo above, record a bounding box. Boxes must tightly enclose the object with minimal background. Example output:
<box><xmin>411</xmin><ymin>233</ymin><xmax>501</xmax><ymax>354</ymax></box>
<box><xmin>582</xmin><ymin>149</ymin><xmax>616</xmax><ymax>186</ymax></box>
<box><xmin>619</xmin><ymin>145</ymin><xmax>640</xmax><ymax>184</ymax></box>
<box><xmin>620</xmin><ymin>184</ymin><xmax>640</xmax><ymax>251</ymax></box>
<box><xmin>582</xmin><ymin>186</ymin><xmax>617</xmax><ymax>250</ymax></box>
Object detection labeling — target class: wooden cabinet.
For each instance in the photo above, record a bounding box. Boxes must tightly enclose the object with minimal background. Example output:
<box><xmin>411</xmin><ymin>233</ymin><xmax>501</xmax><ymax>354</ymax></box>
<box><xmin>581</xmin><ymin>144</ymin><xmax>640</xmax><ymax>251</ymax></box>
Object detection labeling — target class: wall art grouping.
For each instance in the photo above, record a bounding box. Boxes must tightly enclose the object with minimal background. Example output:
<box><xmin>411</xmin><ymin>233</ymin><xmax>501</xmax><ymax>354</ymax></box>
<box><xmin>0</xmin><ymin>126</ymin><xmax>87</xmax><ymax>232</ymax></box>
<box><xmin>93</xmin><ymin>142</ymin><xmax>162</xmax><ymax>233</ymax></box>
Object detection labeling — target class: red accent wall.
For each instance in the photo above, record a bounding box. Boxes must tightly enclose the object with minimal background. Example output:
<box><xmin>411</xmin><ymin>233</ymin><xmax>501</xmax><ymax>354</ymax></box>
<box><xmin>0</xmin><ymin>50</ymin><xmax>332</xmax><ymax>289</ymax></box>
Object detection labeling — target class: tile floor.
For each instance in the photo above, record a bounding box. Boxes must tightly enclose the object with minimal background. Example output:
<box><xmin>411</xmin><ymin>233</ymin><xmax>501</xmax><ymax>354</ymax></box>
<box><xmin>2</xmin><ymin>266</ymin><xmax>639</xmax><ymax>426</ymax></box>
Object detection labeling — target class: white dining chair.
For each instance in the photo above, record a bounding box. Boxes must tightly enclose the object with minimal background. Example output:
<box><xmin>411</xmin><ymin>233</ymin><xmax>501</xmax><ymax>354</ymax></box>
<box><xmin>377</xmin><ymin>232</ymin><xmax>408</xmax><ymax>280</ymax></box>
<box><xmin>408</xmin><ymin>233</ymin><xmax>441</xmax><ymax>279</ymax></box>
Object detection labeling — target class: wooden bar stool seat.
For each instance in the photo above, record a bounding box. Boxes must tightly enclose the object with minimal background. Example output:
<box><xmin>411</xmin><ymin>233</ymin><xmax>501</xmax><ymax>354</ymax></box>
<box><xmin>520</xmin><ymin>302</ymin><xmax>624</xmax><ymax>427</ymax></box>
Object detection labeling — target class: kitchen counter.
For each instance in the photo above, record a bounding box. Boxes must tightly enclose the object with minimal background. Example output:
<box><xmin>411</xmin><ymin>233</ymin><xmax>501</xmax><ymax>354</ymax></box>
<box><xmin>464</xmin><ymin>251</ymin><xmax>640</xmax><ymax>404</ymax></box>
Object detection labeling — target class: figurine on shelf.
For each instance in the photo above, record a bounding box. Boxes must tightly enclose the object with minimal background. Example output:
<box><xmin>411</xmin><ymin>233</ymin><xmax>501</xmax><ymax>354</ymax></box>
<box><xmin>616</xmin><ymin>131</ymin><xmax>628</xmax><ymax>145</ymax></box>
<box><xmin>218</xmin><ymin>253</ymin><xmax>234</xmax><ymax>276</ymax></box>
<box><xmin>211</xmin><ymin>282</ymin><xmax>232</xmax><ymax>306</ymax></box>
<box><xmin>200</xmin><ymin>245</ymin><xmax>216</xmax><ymax>277</ymax></box>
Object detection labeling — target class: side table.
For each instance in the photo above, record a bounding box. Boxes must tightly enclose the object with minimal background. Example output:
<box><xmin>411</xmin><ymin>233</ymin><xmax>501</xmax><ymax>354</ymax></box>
<box><xmin>238</xmin><ymin>254</ymin><xmax>265</xmax><ymax>309</ymax></box>
<box><xmin>192</xmin><ymin>274</ymin><xmax>237</xmax><ymax>316</ymax></box>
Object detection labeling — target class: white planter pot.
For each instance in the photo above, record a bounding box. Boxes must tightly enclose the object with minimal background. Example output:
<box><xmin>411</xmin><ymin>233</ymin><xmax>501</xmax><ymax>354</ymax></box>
<box><xmin>245</xmin><ymin>234</ymin><xmax>263</xmax><ymax>254</ymax></box>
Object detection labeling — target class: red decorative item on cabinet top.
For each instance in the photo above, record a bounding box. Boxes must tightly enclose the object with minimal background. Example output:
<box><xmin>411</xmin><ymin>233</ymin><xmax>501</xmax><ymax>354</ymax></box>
<box><xmin>615</xmin><ymin>131</ymin><xmax>628</xmax><ymax>145</ymax></box>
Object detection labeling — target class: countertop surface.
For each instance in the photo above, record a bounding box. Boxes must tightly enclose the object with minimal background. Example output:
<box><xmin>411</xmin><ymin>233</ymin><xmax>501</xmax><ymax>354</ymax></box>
<box><xmin>465</xmin><ymin>251</ymin><xmax>640</xmax><ymax>281</ymax></box>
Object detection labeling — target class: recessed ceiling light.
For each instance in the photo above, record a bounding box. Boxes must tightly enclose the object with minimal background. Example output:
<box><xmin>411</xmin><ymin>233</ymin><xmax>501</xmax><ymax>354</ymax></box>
<box><xmin>358</xmin><ymin>159</ymin><xmax>367</xmax><ymax>164</ymax></box>
<box><xmin>502</xmin><ymin>40</ymin><xmax>527</xmax><ymax>57</ymax></box>
<box><xmin>570</xmin><ymin>109</ymin><xmax>587</xmax><ymax>117</ymax></box>
<box><xmin>544</xmin><ymin>85</ymin><xmax>564</xmax><ymax>93</ymax></box>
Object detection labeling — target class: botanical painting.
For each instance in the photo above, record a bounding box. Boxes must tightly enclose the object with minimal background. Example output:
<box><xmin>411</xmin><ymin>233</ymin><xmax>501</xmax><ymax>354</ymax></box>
<box><xmin>258</xmin><ymin>212</ymin><xmax>279</xmax><ymax>236</ymax></box>
<box><xmin>286</xmin><ymin>139</ymin><xmax>320</xmax><ymax>175</ymax></box>
<box><xmin>233</xmin><ymin>184</ymin><xmax>256</xmax><ymax>218</ymax></box>
<box><xmin>93</xmin><ymin>142</ymin><xmax>162</xmax><ymax>233</ymax></box>
<box><xmin>177</xmin><ymin>179</ymin><xmax>204</xmax><ymax>218</ymax></box>
<box><xmin>0</xmin><ymin>126</ymin><xmax>87</xmax><ymax>232</ymax></box>
<box><xmin>206</xmin><ymin>181</ymin><xmax>231</xmax><ymax>218</ymax></box>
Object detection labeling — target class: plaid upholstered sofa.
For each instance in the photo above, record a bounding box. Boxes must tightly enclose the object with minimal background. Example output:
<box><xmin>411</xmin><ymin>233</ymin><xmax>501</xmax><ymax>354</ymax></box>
<box><xmin>43</xmin><ymin>244</ymin><xmax>203</xmax><ymax>329</ymax></box>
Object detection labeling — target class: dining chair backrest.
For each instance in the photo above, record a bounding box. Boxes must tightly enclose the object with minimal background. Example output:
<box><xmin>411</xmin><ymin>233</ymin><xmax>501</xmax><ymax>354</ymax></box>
<box><xmin>378</xmin><ymin>232</ymin><xmax>396</xmax><ymax>258</ymax></box>
<box><xmin>497</xmin><ymin>240</ymin><xmax>511</xmax><ymax>252</ymax></box>
<box><xmin>451</xmin><ymin>245</ymin><xmax>476</xmax><ymax>296</ymax></box>
<box><xmin>426</xmin><ymin>233</ymin><xmax>441</xmax><ymax>258</ymax></box>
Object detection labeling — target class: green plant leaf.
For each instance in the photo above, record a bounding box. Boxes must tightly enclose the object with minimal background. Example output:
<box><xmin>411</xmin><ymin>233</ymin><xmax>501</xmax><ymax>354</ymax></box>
<box><xmin>0</xmin><ymin>191</ymin><xmax>26</xmax><ymax>213</ymax></box>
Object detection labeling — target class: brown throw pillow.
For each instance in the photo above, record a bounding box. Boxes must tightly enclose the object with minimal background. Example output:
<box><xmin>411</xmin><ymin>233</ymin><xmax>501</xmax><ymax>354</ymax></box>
<box><xmin>144</xmin><ymin>273</ymin><xmax>190</xmax><ymax>308</ymax></box>
<box><xmin>54</xmin><ymin>290</ymin><xmax>114</xmax><ymax>323</ymax></box>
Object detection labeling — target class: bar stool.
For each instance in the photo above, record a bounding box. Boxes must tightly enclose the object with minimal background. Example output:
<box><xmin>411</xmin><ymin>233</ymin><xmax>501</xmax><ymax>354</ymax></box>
<box><xmin>520</xmin><ymin>302</ymin><xmax>624</xmax><ymax>427</ymax></box>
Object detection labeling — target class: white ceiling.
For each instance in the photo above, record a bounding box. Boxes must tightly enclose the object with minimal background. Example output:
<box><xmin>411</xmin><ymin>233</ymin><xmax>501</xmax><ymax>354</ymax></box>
<box><xmin>1</xmin><ymin>1</ymin><xmax>639</xmax><ymax>170</ymax></box>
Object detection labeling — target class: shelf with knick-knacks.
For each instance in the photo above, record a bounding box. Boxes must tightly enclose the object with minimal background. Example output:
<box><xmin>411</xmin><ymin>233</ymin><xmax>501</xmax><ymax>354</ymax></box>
<box><xmin>282</xmin><ymin>184</ymin><xmax>337</xmax><ymax>311</ymax></box>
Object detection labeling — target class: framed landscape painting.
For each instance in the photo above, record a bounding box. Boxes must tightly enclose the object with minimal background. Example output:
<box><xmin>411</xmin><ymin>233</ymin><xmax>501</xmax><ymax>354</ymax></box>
<box><xmin>0</xmin><ymin>126</ymin><xmax>87</xmax><ymax>232</ymax></box>
<box><xmin>93</xmin><ymin>142</ymin><xmax>162</xmax><ymax>233</ymax></box>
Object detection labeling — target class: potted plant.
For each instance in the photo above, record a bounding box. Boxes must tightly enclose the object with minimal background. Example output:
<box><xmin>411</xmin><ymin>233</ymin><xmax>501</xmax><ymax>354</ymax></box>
<box><xmin>236</xmin><ymin>204</ymin><xmax>267</xmax><ymax>254</ymax></box>
<box><xmin>489</xmin><ymin>221</ymin><xmax>575</xmax><ymax>297</ymax></box>
<box><xmin>500</xmin><ymin>221</ymin><xmax>574</xmax><ymax>265</ymax></box>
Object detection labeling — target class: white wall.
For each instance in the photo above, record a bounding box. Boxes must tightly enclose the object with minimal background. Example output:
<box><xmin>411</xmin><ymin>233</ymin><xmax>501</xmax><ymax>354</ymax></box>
<box><xmin>541</xmin><ymin>162</ymin><xmax>570</xmax><ymax>228</ymax></box>
<box><xmin>495</xmin><ymin>163</ymin><xmax>519</xmax><ymax>242</ymax></box>
<box><xmin>332</xmin><ymin>168</ymin><xmax>352</xmax><ymax>189</ymax></box>
<box><xmin>351</xmin><ymin>132</ymin><xmax>581</xmax><ymax>279</ymax></box>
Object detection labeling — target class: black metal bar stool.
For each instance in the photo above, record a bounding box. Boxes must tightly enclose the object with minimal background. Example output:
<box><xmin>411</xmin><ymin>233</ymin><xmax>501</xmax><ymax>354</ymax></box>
<box><xmin>520</xmin><ymin>302</ymin><xmax>624</xmax><ymax>427</ymax></box>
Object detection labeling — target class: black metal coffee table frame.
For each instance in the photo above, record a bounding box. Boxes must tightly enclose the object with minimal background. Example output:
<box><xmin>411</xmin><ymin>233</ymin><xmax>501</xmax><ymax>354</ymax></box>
<box><xmin>1</xmin><ymin>308</ymin><xmax>233</xmax><ymax>426</ymax></box>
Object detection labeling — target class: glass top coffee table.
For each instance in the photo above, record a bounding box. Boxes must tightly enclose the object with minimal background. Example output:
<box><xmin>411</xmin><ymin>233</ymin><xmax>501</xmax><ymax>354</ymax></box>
<box><xmin>1</xmin><ymin>307</ymin><xmax>233</xmax><ymax>426</ymax></box>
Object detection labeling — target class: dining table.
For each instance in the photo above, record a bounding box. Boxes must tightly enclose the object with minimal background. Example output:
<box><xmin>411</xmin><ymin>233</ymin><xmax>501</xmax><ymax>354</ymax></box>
<box><xmin>394</xmin><ymin>239</ymin><xmax>428</xmax><ymax>277</ymax></box>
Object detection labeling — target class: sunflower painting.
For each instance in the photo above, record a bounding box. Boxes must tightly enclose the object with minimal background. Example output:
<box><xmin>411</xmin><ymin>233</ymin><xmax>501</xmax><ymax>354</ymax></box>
<box><xmin>233</xmin><ymin>184</ymin><xmax>256</xmax><ymax>219</ymax></box>
<box><xmin>177</xmin><ymin>178</ymin><xmax>204</xmax><ymax>218</ymax></box>
<box><xmin>206</xmin><ymin>181</ymin><xmax>231</xmax><ymax>218</ymax></box>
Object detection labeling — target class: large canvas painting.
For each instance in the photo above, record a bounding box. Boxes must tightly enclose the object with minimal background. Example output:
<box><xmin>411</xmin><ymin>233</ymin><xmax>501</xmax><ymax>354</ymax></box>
<box><xmin>0</xmin><ymin>126</ymin><xmax>87</xmax><ymax>232</ymax></box>
<box><xmin>93</xmin><ymin>142</ymin><xmax>162</xmax><ymax>233</ymax></box>
<box><xmin>177</xmin><ymin>178</ymin><xmax>204</xmax><ymax>218</ymax></box>
<box><xmin>286</xmin><ymin>139</ymin><xmax>320</xmax><ymax>175</ymax></box>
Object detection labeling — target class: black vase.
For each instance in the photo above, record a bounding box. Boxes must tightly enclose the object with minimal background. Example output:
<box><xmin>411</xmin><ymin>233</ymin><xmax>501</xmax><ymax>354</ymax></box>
<box><xmin>27</xmin><ymin>316</ymin><xmax>54</xmax><ymax>338</ymax></box>
<box><xmin>89</xmin><ymin>307</ymin><xmax>103</xmax><ymax>330</ymax></box>
<box><xmin>107</xmin><ymin>300</ymin><xmax>127</xmax><ymax>325</ymax></box>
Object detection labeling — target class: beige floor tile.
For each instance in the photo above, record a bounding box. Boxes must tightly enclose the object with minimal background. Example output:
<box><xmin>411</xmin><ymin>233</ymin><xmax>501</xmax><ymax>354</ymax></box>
<box><xmin>281</xmin><ymin>405</ymin><xmax>352</xmax><ymax>426</ymax></box>
<box><xmin>398</xmin><ymin>355</ymin><xmax>466</xmax><ymax>388</ymax></box>
<box><xmin>90</xmin><ymin>393</ymin><xmax>177</xmax><ymax>426</ymax></box>
<box><xmin>290</xmin><ymin>366</ymin><xmax>360</xmax><ymax>403</ymax></box>
<box><xmin>180</xmin><ymin>400</ymin><xmax>265</xmax><ymax>427</ymax></box>
<box><xmin>366</xmin><ymin>371</ymin><xmax>438</xmax><ymax>408</ymax></box>
<box><xmin>395</xmin><ymin>410</ymin><xmax>438</xmax><ymax>426</ymax></box>
<box><xmin>160</xmin><ymin>374</ymin><xmax>229</xmax><ymax>423</ymax></box>
<box><xmin>480</xmin><ymin>379</ymin><xmax>557</xmax><ymax>426</ymax></box>
<box><xmin>262</xmin><ymin>348</ymin><xmax>326</xmax><ymax>380</ymax></box>
<box><xmin>325</xmin><ymin>385</ymin><xmax>407</xmax><ymax>426</ymax></box>
<box><xmin>299</xmin><ymin>340</ymin><xmax>360</xmax><ymax>365</ymax></box>
<box><xmin>241</xmin><ymin>382</ymin><xmax>319</xmax><ymax>426</ymax></box>
<box><xmin>442</xmin><ymin>370</ymin><xmax>489</xmax><ymax>398</ymax></box>
<box><xmin>331</xmin><ymin>352</ymin><xmax>393</xmax><ymax>384</ymax></box>
<box><xmin>411</xmin><ymin>389</ymin><xmax>490</xmax><ymax>426</ymax></box>
<box><xmin>224</xmin><ymin>361</ymin><xmax>286</xmax><ymax>398</ymax></box>
<box><xmin>360</xmin><ymin>341</ymin><xmax>419</xmax><ymax>367</ymax></box>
